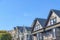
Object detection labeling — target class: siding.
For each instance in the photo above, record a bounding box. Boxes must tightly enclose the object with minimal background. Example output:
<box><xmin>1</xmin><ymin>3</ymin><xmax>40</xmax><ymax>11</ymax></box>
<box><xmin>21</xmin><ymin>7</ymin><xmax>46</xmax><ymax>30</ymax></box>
<box><xmin>47</xmin><ymin>12</ymin><xmax>60</xmax><ymax>26</ymax></box>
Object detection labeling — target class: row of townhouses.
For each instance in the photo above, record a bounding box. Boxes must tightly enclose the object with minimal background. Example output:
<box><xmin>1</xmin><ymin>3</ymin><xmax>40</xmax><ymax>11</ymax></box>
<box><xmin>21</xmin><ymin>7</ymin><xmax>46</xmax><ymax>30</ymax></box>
<box><xmin>9</xmin><ymin>9</ymin><xmax>60</xmax><ymax>40</ymax></box>
<box><xmin>8</xmin><ymin>26</ymin><xmax>32</xmax><ymax>40</ymax></box>
<box><xmin>14</xmin><ymin>26</ymin><xmax>32</xmax><ymax>40</ymax></box>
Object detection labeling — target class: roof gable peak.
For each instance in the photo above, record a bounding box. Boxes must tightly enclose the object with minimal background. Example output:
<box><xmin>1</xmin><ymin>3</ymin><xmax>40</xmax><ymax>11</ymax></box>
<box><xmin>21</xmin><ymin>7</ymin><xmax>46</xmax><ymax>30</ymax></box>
<box><xmin>45</xmin><ymin>9</ymin><xmax>60</xmax><ymax>26</ymax></box>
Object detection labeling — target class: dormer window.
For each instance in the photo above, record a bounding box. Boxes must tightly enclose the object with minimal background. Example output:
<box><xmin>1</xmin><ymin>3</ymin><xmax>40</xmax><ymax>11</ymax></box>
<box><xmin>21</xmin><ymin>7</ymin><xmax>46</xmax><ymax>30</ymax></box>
<box><xmin>50</xmin><ymin>17</ymin><xmax>56</xmax><ymax>25</ymax></box>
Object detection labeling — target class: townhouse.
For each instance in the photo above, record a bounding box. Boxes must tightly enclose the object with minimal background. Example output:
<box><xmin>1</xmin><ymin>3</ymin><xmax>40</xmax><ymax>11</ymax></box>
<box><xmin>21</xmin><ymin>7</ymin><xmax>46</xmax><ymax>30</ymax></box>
<box><xmin>14</xmin><ymin>26</ymin><xmax>32</xmax><ymax>40</ymax></box>
<box><xmin>31</xmin><ymin>9</ymin><xmax>60</xmax><ymax>40</ymax></box>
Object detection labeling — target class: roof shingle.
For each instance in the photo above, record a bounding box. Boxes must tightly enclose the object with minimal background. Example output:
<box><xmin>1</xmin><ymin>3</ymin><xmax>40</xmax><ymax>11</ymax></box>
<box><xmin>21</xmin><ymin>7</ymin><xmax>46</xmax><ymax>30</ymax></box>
<box><xmin>14</xmin><ymin>26</ymin><xmax>31</xmax><ymax>32</ymax></box>
<box><xmin>52</xmin><ymin>9</ymin><xmax>60</xmax><ymax>17</ymax></box>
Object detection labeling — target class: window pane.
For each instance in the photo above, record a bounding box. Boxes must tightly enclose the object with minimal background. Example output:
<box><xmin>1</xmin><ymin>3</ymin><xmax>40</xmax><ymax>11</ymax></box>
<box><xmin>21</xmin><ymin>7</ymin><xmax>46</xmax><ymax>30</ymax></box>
<box><xmin>50</xmin><ymin>19</ymin><xmax>53</xmax><ymax>25</ymax></box>
<box><xmin>37</xmin><ymin>33</ymin><xmax>43</xmax><ymax>40</ymax></box>
<box><xmin>54</xmin><ymin>18</ymin><xmax>56</xmax><ymax>21</ymax></box>
<box><xmin>34</xmin><ymin>25</ymin><xmax>40</xmax><ymax>31</ymax></box>
<box><xmin>52</xmin><ymin>29</ymin><xmax>56</xmax><ymax>39</ymax></box>
<box><xmin>53</xmin><ymin>18</ymin><xmax>56</xmax><ymax>24</ymax></box>
<box><xmin>50</xmin><ymin>17</ymin><xmax>56</xmax><ymax>25</ymax></box>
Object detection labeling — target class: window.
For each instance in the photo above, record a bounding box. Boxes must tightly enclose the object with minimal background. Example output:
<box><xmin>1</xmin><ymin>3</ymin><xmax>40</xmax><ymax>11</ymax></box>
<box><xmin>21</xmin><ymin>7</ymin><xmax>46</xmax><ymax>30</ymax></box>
<box><xmin>27</xmin><ymin>35</ymin><xmax>32</xmax><ymax>40</ymax></box>
<box><xmin>50</xmin><ymin>17</ymin><xmax>56</xmax><ymax>25</ymax></box>
<box><xmin>50</xmin><ymin>19</ymin><xmax>53</xmax><ymax>25</ymax></box>
<box><xmin>34</xmin><ymin>25</ymin><xmax>40</xmax><ymax>31</ymax></box>
<box><xmin>53</xmin><ymin>18</ymin><xmax>56</xmax><ymax>23</ymax></box>
<box><xmin>38</xmin><ymin>25</ymin><xmax>40</xmax><ymax>29</ymax></box>
<box><xmin>52</xmin><ymin>29</ymin><xmax>56</xmax><ymax>39</ymax></box>
<box><xmin>37</xmin><ymin>33</ymin><xmax>43</xmax><ymax>40</ymax></box>
<box><xmin>37</xmin><ymin>33</ymin><xmax>39</xmax><ymax>40</ymax></box>
<box><xmin>40</xmin><ymin>33</ymin><xmax>43</xmax><ymax>40</ymax></box>
<box><xmin>34</xmin><ymin>26</ymin><xmax>37</xmax><ymax>31</ymax></box>
<box><xmin>27</xmin><ymin>35</ymin><xmax>29</xmax><ymax>40</ymax></box>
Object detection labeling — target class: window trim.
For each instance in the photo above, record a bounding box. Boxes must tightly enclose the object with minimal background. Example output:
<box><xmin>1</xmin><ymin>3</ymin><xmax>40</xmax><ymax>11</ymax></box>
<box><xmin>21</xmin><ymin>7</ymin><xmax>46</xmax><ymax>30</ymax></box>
<box><xmin>34</xmin><ymin>24</ymin><xmax>40</xmax><ymax>31</ymax></box>
<box><xmin>52</xmin><ymin>28</ymin><xmax>56</xmax><ymax>39</ymax></box>
<box><xmin>50</xmin><ymin>17</ymin><xmax>57</xmax><ymax>25</ymax></box>
<box><xmin>37</xmin><ymin>32</ymin><xmax>43</xmax><ymax>40</ymax></box>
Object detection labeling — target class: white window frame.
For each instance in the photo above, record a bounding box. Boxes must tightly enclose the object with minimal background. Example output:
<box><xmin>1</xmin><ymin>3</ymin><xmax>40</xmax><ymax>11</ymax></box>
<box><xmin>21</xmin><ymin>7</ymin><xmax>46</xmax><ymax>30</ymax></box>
<box><xmin>50</xmin><ymin>17</ymin><xmax>56</xmax><ymax>25</ymax></box>
<box><xmin>53</xmin><ymin>28</ymin><xmax>56</xmax><ymax>39</ymax></box>
<box><xmin>37</xmin><ymin>33</ymin><xmax>43</xmax><ymax>40</ymax></box>
<box><xmin>34</xmin><ymin>25</ymin><xmax>40</xmax><ymax>31</ymax></box>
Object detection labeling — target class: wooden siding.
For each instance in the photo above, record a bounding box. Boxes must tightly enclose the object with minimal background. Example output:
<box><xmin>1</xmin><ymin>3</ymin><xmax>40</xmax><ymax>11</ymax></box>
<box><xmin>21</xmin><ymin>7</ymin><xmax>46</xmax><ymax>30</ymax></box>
<box><xmin>47</xmin><ymin>12</ymin><xmax>60</xmax><ymax>26</ymax></box>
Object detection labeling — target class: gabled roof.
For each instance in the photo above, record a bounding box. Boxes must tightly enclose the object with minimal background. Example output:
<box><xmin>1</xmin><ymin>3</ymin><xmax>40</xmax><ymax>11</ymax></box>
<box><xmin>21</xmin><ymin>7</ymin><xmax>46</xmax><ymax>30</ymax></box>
<box><xmin>14</xmin><ymin>26</ymin><xmax>23</xmax><ymax>32</ymax></box>
<box><xmin>37</xmin><ymin>18</ymin><xmax>47</xmax><ymax>27</ymax></box>
<box><xmin>31</xmin><ymin>18</ymin><xmax>46</xmax><ymax>32</ymax></box>
<box><xmin>14</xmin><ymin>26</ymin><xmax>32</xmax><ymax>32</ymax></box>
<box><xmin>53</xmin><ymin>9</ymin><xmax>60</xmax><ymax>17</ymax></box>
<box><xmin>45</xmin><ymin>9</ymin><xmax>60</xmax><ymax>26</ymax></box>
<box><xmin>25</xmin><ymin>27</ymin><xmax>32</xmax><ymax>31</ymax></box>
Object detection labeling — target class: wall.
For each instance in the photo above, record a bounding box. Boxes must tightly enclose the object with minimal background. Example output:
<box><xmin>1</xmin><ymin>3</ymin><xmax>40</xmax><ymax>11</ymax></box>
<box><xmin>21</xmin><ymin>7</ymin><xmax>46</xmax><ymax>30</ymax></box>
<box><xmin>47</xmin><ymin>12</ymin><xmax>60</xmax><ymax>26</ymax></box>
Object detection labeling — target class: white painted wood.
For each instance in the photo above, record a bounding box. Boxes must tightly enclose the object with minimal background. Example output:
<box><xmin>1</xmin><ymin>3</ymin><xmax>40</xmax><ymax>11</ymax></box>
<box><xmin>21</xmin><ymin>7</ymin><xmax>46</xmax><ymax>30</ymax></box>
<box><xmin>47</xmin><ymin>12</ymin><xmax>60</xmax><ymax>26</ymax></box>
<box><xmin>34</xmin><ymin>20</ymin><xmax>43</xmax><ymax>31</ymax></box>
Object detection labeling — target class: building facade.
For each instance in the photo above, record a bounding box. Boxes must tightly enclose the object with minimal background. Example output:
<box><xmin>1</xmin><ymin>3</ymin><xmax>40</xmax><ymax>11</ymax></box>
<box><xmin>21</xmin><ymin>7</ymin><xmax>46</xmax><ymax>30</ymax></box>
<box><xmin>14</xmin><ymin>26</ymin><xmax>32</xmax><ymax>40</ymax></box>
<box><xmin>31</xmin><ymin>9</ymin><xmax>60</xmax><ymax>40</ymax></box>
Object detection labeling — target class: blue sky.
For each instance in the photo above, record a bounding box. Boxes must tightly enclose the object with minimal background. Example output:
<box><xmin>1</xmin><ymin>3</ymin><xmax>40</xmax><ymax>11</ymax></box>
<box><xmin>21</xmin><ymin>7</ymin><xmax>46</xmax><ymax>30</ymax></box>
<box><xmin>0</xmin><ymin>0</ymin><xmax>60</xmax><ymax>30</ymax></box>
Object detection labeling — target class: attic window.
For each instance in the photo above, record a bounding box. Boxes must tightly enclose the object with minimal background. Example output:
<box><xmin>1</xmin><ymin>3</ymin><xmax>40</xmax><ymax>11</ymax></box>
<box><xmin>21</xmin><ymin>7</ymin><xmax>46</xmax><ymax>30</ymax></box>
<box><xmin>50</xmin><ymin>17</ymin><xmax>56</xmax><ymax>25</ymax></box>
<box><xmin>34</xmin><ymin>24</ymin><xmax>40</xmax><ymax>31</ymax></box>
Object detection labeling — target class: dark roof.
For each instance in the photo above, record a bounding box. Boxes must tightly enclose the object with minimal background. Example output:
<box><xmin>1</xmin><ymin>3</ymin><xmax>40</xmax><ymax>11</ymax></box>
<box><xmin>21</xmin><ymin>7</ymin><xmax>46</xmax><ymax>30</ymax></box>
<box><xmin>14</xmin><ymin>26</ymin><xmax>32</xmax><ymax>32</ymax></box>
<box><xmin>31</xmin><ymin>18</ymin><xmax>47</xmax><ymax>32</ymax></box>
<box><xmin>52</xmin><ymin>9</ymin><xmax>60</xmax><ymax>17</ymax></box>
<box><xmin>25</xmin><ymin>27</ymin><xmax>32</xmax><ymax>31</ymax></box>
<box><xmin>17</xmin><ymin>26</ymin><xmax>24</xmax><ymax>32</ymax></box>
<box><xmin>37</xmin><ymin>18</ymin><xmax>47</xmax><ymax>27</ymax></box>
<box><xmin>45</xmin><ymin>9</ymin><xmax>60</xmax><ymax>26</ymax></box>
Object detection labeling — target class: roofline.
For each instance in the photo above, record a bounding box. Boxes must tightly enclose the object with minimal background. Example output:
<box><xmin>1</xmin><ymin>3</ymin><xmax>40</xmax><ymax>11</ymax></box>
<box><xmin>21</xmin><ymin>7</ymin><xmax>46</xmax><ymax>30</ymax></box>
<box><xmin>45</xmin><ymin>22</ymin><xmax>60</xmax><ymax>28</ymax></box>
<box><xmin>31</xmin><ymin>18</ymin><xmax>46</xmax><ymax>33</ymax></box>
<box><xmin>45</xmin><ymin>9</ymin><xmax>55</xmax><ymax>26</ymax></box>
<box><xmin>32</xmin><ymin>22</ymin><xmax>60</xmax><ymax>33</ymax></box>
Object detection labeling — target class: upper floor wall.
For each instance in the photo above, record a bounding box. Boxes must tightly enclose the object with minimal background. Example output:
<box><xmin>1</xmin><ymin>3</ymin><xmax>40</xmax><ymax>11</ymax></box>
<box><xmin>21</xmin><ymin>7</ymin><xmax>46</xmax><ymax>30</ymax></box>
<box><xmin>46</xmin><ymin>10</ymin><xmax>60</xmax><ymax>27</ymax></box>
<box><xmin>31</xmin><ymin>18</ymin><xmax>46</xmax><ymax>33</ymax></box>
<box><xmin>14</xmin><ymin>26</ymin><xmax>32</xmax><ymax>35</ymax></box>
<box><xmin>34</xmin><ymin>20</ymin><xmax>43</xmax><ymax>31</ymax></box>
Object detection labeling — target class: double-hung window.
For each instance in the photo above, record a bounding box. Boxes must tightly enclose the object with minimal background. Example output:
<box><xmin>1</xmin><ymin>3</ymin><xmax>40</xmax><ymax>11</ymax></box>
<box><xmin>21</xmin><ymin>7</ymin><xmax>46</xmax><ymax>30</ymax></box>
<box><xmin>37</xmin><ymin>33</ymin><xmax>40</xmax><ymax>40</ymax></box>
<box><xmin>37</xmin><ymin>33</ymin><xmax>43</xmax><ymax>40</ymax></box>
<box><xmin>50</xmin><ymin>17</ymin><xmax>56</xmax><ymax>25</ymax></box>
<box><xmin>52</xmin><ymin>28</ymin><xmax>56</xmax><ymax>39</ymax></box>
<box><xmin>34</xmin><ymin>24</ymin><xmax>40</xmax><ymax>31</ymax></box>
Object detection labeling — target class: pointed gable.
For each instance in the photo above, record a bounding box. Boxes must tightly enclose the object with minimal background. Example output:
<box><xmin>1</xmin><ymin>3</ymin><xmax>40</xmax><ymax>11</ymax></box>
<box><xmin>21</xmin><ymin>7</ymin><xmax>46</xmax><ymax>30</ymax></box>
<box><xmin>53</xmin><ymin>9</ymin><xmax>60</xmax><ymax>17</ymax></box>
<box><xmin>31</xmin><ymin>18</ymin><xmax>46</xmax><ymax>32</ymax></box>
<box><xmin>45</xmin><ymin>9</ymin><xmax>60</xmax><ymax>27</ymax></box>
<box><xmin>33</xmin><ymin>20</ymin><xmax>42</xmax><ymax>31</ymax></box>
<box><xmin>15</xmin><ymin>26</ymin><xmax>31</xmax><ymax>33</ymax></box>
<box><xmin>37</xmin><ymin>18</ymin><xmax>46</xmax><ymax>27</ymax></box>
